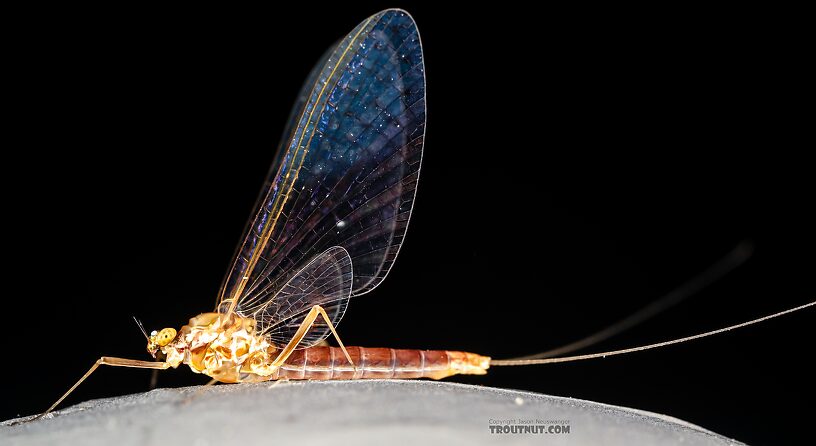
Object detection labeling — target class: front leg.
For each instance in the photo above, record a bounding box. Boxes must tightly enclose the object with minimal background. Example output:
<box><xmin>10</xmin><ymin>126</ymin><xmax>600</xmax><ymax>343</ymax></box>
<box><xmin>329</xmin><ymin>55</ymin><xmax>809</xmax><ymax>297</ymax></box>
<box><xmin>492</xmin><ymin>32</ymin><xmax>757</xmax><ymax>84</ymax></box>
<box><xmin>35</xmin><ymin>357</ymin><xmax>170</xmax><ymax>421</ymax></box>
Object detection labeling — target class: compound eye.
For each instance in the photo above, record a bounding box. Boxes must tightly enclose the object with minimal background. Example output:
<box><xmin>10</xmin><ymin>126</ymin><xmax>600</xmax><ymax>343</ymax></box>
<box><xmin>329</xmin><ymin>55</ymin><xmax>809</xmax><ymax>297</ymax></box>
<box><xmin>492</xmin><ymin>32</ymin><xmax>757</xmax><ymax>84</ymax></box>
<box><xmin>156</xmin><ymin>328</ymin><xmax>177</xmax><ymax>346</ymax></box>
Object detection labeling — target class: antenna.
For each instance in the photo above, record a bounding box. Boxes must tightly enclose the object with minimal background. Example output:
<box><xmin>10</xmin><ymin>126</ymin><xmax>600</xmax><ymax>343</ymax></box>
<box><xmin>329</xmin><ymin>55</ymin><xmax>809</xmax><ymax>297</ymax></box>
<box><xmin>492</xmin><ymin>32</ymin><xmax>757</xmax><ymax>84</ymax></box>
<box><xmin>133</xmin><ymin>316</ymin><xmax>149</xmax><ymax>340</ymax></box>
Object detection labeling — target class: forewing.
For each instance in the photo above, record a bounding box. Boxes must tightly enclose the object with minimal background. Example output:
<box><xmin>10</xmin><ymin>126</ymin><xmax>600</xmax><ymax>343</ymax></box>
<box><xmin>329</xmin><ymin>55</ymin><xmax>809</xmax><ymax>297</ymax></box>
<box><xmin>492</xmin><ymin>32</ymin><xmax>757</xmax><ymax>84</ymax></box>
<box><xmin>218</xmin><ymin>9</ymin><xmax>425</xmax><ymax>315</ymax></box>
<box><xmin>239</xmin><ymin>246</ymin><xmax>352</xmax><ymax>348</ymax></box>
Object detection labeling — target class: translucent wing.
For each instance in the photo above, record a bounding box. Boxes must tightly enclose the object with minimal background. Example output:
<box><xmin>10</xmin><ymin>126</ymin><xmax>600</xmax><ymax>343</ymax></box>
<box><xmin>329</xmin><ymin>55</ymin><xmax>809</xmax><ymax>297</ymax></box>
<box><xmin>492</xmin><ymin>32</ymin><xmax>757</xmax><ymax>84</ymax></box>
<box><xmin>217</xmin><ymin>9</ymin><xmax>425</xmax><ymax>320</ymax></box>
<box><xmin>240</xmin><ymin>246</ymin><xmax>352</xmax><ymax>348</ymax></box>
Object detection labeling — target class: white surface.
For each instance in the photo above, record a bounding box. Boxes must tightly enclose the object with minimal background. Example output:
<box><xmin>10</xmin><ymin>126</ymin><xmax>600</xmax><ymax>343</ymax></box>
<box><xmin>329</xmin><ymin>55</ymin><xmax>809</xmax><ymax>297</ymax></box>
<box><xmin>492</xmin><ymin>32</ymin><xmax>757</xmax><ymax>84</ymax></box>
<box><xmin>2</xmin><ymin>380</ymin><xmax>744</xmax><ymax>446</ymax></box>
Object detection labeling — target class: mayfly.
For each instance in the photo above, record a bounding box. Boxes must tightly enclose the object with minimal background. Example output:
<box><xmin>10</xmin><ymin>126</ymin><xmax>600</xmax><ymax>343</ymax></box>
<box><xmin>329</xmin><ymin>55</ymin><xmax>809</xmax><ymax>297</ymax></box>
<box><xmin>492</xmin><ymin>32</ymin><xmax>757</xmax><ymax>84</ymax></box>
<box><xmin>35</xmin><ymin>8</ymin><xmax>815</xmax><ymax>420</ymax></box>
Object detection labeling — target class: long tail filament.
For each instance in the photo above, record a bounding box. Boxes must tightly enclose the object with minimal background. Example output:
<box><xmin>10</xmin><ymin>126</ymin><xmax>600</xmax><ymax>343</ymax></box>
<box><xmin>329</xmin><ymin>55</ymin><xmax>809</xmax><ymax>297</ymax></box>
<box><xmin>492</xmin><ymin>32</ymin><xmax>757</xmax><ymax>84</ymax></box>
<box><xmin>490</xmin><ymin>300</ymin><xmax>815</xmax><ymax>366</ymax></box>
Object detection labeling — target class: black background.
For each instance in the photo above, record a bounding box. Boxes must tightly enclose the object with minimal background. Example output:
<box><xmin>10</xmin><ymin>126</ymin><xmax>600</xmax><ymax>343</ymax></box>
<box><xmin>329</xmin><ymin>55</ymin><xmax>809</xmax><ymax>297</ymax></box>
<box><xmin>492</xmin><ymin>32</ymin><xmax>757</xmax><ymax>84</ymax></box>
<box><xmin>4</xmin><ymin>2</ymin><xmax>813</xmax><ymax>445</ymax></box>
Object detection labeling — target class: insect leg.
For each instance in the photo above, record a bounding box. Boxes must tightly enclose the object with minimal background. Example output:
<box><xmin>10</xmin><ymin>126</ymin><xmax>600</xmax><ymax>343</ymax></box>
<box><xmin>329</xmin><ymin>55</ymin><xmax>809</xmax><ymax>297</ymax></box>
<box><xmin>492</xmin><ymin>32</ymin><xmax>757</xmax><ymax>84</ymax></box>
<box><xmin>181</xmin><ymin>378</ymin><xmax>220</xmax><ymax>406</ymax></box>
<box><xmin>267</xmin><ymin>377</ymin><xmax>289</xmax><ymax>389</ymax></box>
<box><xmin>35</xmin><ymin>356</ymin><xmax>169</xmax><ymax>421</ymax></box>
<box><xmin>149</xmin><ymin>369</ymin><xmax>160</xmax><ymax>390</ymax></box>
<box><xmin>270</xmin><ymin>305</ymin><xmax>355</xmax><ymax>370</ymax></box>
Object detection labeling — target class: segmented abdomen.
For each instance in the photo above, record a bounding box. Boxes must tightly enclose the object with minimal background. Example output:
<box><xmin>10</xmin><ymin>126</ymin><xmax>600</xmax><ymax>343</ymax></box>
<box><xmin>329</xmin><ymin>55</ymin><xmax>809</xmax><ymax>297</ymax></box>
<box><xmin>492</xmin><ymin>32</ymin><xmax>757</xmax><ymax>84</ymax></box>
<box><xmin>270</xmin><ymin>346</ymin><xmax>490</xmax><ymax>380</ymax></box>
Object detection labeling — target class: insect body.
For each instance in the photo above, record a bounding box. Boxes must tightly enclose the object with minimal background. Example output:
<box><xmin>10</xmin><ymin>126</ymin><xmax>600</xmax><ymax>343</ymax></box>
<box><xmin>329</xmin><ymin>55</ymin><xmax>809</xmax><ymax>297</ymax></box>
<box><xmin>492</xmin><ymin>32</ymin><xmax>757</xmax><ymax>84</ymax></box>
<box><xmin>153</xmin><ymin>310</ymin><xmax>489</xmax><ymax>384</ymax></box>
<box><xmin>32</xmin><ymin>8</ymin><xmax>814</xmax><ymax>422</ymax></box>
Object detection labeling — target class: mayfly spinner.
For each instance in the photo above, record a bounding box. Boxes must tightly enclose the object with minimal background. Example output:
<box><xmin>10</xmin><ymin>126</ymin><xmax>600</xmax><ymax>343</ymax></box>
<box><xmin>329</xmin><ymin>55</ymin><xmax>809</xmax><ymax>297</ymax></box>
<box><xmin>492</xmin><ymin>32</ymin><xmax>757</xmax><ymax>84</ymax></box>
<box><xmin>36</xmin><ymin>8</ymin><xmax>815</xmax><ymax>420</ymax></box>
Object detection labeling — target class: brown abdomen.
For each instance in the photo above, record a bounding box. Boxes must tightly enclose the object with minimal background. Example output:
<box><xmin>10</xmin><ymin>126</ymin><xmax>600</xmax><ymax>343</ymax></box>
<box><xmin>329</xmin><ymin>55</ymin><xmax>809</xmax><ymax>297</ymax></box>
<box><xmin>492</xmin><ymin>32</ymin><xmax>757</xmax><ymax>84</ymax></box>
<box><xmin>270</xmin><ymin>346</ymin><xmax>490</xmax><ymax>380</ymax></box>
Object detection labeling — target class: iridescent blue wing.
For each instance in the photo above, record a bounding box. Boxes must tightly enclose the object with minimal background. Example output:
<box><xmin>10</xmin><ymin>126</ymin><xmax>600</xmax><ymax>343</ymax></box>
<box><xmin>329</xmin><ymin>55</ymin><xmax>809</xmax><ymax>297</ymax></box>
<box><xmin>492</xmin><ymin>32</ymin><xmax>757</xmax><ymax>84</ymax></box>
<box><xmin>217</xmin><ymin>9</ymin><xmax>425</xmax><ymax>346</ymax></box>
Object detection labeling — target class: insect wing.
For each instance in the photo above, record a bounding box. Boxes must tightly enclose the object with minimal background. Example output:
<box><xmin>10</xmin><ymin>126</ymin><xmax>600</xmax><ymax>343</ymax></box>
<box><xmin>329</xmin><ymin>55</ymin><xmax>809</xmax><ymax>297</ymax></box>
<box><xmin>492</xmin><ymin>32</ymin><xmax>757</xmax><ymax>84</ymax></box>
<box><xmin>218</xmin><ymin>9</ymin><xmax>425</xmax><ymax>317</ymax></box>
<box><xmin>240</xmin><ymin>246</ymin><xmax>352</xmax><ymax>347</ymax></box>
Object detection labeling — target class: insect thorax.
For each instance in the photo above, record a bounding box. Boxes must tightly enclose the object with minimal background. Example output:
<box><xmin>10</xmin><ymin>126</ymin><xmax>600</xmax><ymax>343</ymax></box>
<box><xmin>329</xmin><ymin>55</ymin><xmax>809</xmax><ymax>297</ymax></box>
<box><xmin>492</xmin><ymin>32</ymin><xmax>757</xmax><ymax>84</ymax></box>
<box><xmin>161</xmin><ymin>312</ymin><xmax>279</xmax><ymax>383</ymax></box>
